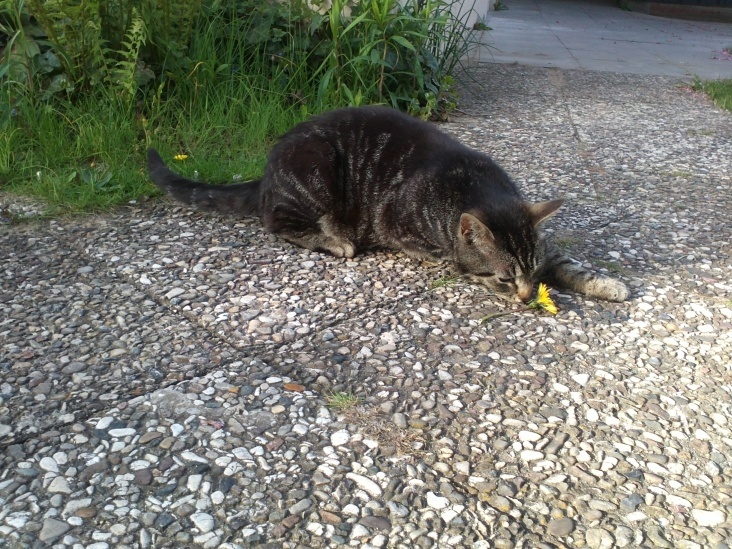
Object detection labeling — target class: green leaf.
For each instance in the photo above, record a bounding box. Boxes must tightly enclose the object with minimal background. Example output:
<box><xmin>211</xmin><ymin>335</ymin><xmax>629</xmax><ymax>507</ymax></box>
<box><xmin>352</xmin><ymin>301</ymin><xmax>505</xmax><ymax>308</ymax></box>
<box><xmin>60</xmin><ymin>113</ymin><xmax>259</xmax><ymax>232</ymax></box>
<box><xmin>390</xmin><ymin>35</ymin><xmax>416</xmax><ymax>51</ymax></box>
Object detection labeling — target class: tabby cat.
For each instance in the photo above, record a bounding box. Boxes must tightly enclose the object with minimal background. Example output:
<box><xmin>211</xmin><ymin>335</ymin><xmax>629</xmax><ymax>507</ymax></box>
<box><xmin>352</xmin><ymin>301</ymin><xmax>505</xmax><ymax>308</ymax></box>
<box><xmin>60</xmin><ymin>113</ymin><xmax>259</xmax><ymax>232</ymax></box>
<box><xmin>147</xmin><ymin>106</ymin><xmax>628</xmax><ymax>303</ymax></box>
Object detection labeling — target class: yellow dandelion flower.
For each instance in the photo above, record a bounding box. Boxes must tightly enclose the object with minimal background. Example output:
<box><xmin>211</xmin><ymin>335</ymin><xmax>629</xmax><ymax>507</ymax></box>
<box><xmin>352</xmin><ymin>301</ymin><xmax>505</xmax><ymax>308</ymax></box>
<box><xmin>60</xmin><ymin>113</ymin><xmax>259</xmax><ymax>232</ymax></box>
<box><xmin>173</xmin><ymin>154</ymin><xmax>188</xmax><ymax>161</ymax></box>
<box><xmin>528</xmin><ymin>283</ymin><xmax>558</xmax><ymax>315</ymax></box>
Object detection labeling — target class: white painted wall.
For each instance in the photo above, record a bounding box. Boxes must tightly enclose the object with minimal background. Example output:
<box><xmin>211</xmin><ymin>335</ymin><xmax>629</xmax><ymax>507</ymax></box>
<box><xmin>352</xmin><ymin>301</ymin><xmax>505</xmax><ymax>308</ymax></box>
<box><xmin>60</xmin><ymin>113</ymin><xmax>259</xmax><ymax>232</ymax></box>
<box><xmin>454</xmin><ymin>0</ymin><xmax>493</xmax><ymax>29</ymax></box>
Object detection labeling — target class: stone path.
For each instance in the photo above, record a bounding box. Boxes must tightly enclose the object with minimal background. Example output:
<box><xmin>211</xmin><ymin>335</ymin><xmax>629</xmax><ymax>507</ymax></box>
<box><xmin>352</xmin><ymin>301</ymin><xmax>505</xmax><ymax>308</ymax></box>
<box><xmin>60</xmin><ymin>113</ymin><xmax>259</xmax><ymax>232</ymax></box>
<box><xmin>1</xmin><ymin>65</ymin><xmax>732</xmax><ymax>548</ymax></box>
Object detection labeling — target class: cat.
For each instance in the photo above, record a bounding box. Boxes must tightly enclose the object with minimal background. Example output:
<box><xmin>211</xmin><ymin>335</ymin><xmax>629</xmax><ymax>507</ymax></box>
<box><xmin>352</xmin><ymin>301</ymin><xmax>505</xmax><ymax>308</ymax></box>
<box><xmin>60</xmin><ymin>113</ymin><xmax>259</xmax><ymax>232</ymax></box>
<box><xmin>147</xmin><ymin>106</ymin><xmax>629</xmax><ymax>303</ymax></box>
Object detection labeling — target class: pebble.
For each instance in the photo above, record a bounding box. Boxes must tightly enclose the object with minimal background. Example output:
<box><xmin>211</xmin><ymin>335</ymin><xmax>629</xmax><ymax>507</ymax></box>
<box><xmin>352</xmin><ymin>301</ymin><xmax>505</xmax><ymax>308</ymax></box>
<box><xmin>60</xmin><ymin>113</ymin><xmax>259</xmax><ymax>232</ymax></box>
<box><xmin>330</xmin><ymin>429</ymin><xmax>350</xmax><ymax>446</ymax></box>
<box><xmin>346</xmin><ymin>473</ymin><xmax>382</xmax><ymax>498</ymax></box>
<box><xmin>547</xmin><ymin>517</ymin><xmax>575</xmax><ymax>537</ymax></box>
<box><xmin>691</xmin><ymin>509</ymin><xmax>726</xmax><ymax>527</ymax></box>
<box><xmin>586</xmin><ymin>527</ymin><xmax>614</xmax><ymax>549</ymax></box>
<box><xmin>426</xmin><ymin>492</ymin><xmax>450</xmax><ymax>510</ymax></box>
<box><xmin>190</xmin><ymin>512</ymin><xmax>215</xmax><ymax>533</ymax></box>
<box><xmin>39</xmin><ymin>518</ymin><xmax>70</xmax><ymax>542</ymax></box>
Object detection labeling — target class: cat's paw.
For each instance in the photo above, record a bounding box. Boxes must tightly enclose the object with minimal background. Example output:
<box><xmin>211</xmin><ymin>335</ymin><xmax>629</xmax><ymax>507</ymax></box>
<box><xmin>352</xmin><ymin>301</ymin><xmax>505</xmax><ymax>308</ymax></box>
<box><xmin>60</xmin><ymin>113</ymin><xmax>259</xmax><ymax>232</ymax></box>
<box><xmin>331</xmin><ymin>242</ymin><xmax>356</xmax><ymax>258</ymax></box>
<box><xmin>597</xmin><ymin>278</ymin><xmax>630</xmax><ymax>302</ymax></box>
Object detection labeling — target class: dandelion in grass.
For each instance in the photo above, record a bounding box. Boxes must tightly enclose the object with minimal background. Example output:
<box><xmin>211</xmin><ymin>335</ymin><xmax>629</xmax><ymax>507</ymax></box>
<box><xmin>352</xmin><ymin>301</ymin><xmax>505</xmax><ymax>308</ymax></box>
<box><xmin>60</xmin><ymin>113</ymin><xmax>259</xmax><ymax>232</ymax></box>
<box><xmin>527</xmin><ymin>283</ymin><xmax>558</xmax><ymax>315</ymax></box>
<box><xmin>173</xmin><ymin>154</ymin><xmax>188</xmax><ymax>161</ymax></box>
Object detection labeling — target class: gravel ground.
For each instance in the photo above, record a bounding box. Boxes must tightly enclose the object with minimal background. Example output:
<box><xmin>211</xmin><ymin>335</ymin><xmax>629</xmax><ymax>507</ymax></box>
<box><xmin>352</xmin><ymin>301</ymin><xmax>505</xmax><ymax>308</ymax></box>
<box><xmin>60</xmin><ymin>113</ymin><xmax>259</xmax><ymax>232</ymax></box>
<box><xmin>1</xmin><ymin>65</ymin><xmax>731</xmax><ymax>548</ymax></box>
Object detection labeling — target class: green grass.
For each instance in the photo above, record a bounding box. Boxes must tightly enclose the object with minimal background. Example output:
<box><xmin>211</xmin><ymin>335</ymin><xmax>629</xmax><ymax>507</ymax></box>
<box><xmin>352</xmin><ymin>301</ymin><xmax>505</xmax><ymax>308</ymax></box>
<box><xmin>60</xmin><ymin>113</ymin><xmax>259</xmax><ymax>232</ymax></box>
<box><xmin>693</xmin><ymin>79</ymin><xmax>732</xmax><ymax>113</ymax></box>
<box><xmin>325</xmin><ymin>391</ymin><xmax>362</xmax><ymax>411</ymax></box>
<box><xmin>430</xmin><ymin>275</ymin><xmax>460</xmax><ymax>290</ymax></box>
<box><xmin>595</xmin><ymin>259</ymin><xmax>625</xmax><ymax>274</ymax></box>
<box><xmin>4</xmin><ymin>85</ymin><xmax>306</xmax><ymax>215</ymax></box>
<box><xmin>2</xmin><ymin>0</ymin><xmax>475</xmax><ymax>216</ymax></box>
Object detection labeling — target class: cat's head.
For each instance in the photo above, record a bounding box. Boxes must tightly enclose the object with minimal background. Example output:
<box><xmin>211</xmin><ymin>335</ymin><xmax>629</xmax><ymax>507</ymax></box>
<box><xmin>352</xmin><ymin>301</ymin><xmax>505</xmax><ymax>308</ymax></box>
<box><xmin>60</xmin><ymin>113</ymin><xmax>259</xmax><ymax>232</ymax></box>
<box><xmin>454</xmin><ymin>200</ymin><xmax>563</xmax><ymax>302</ymax></box>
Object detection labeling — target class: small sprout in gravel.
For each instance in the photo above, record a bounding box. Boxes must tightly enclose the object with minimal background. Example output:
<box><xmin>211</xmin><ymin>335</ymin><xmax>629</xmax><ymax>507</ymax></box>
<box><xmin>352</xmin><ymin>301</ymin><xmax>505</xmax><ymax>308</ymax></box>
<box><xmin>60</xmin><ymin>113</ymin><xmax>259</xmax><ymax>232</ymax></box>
<box><xmin>595</xmin><ymin>259</ymin><xmax>625</xmax><ymax>274</ymax></box>
<box><xmin>325</xmin><ymin>391</ymin><xmax>362</xmax><ymax>410</ymax></box>
<box><xmin>430</xmin><ymin>275</ymin><xmax>459</xmax><ymax>290</ymax></box>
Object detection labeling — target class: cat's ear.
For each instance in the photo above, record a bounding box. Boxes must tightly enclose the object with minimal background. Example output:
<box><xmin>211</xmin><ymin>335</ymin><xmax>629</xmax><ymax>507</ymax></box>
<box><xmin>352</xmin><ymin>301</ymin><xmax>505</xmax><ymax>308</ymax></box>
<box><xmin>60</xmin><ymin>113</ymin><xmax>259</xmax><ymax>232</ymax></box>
<box><xmin>527</xmin><ymin>199</ymin><xmax>564</xmax><ymax>227</ymax></box>
<box><xmin>459</xmin><ymin>213</ymin><xmax>495</xmax><ymax>246</ymax></box>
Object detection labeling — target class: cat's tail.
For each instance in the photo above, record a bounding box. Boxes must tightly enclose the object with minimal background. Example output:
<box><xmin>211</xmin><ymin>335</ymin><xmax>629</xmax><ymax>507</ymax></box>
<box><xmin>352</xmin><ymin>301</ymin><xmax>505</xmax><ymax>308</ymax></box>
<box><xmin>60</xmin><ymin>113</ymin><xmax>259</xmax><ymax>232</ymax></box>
<box><xmin>147</xmin><ymin>148</ymin><xmax>261</xmax><ymax>216</ymax></box>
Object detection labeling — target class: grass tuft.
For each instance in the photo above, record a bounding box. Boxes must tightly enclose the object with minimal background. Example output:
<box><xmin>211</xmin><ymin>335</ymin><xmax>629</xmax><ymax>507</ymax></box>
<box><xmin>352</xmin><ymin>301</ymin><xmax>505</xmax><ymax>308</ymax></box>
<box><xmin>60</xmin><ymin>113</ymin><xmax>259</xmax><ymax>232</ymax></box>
<box><xmin>693</xmin><ymin>79</ymin><xmax>732</xmax><ymax>113</ymax></box>
<box><xmin>325</xmin><ymin>391</ymin><xmax>363</xmax><ymax>410</ymax></box>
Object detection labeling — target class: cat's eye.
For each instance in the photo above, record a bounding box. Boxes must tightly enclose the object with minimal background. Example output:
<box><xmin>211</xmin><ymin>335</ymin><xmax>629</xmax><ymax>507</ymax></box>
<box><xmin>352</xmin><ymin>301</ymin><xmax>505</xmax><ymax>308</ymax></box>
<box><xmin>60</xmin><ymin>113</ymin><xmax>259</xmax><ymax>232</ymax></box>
<box><xmin>498</xmin><ymin>277</ymin><xmax>514</xmax><ymax>283</ymax></box>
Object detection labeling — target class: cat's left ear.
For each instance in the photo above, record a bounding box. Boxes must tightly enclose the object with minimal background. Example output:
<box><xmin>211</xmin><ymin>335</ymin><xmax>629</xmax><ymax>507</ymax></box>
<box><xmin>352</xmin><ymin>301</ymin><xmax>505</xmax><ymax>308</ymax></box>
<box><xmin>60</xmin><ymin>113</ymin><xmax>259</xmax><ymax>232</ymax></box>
<box><xmin>527</xmin><ymin>199</ymin><xmax>564</xmax><ymax>227</ymax></box>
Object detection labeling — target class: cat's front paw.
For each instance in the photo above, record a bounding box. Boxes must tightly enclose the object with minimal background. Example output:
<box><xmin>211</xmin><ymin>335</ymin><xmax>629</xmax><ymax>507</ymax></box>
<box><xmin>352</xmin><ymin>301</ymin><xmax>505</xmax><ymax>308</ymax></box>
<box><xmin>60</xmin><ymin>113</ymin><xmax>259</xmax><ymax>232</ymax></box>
<box><xmin>598</xmin><ymin>279</ymin><xmax>630</xmax><ymax>302</ymax></box>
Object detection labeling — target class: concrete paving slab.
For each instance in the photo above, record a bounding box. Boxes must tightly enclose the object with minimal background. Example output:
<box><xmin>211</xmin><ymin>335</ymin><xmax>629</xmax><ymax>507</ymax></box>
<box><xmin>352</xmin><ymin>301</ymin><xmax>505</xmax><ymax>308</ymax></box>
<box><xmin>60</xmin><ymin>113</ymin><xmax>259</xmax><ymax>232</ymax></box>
<box><xmin>73</xmin><ymin>204</ymin><xmax>427</xmax><ymax>351</ymax></box>
<box><xmin>478</xmin><ymin>0</ymin><xmax>732</xmax><ymax>79</ymax></box>
<box><xmin>0</xmin><ymin>224</ymin><xmax>238</xmax><ymax>446</ymax></box>
<box><xmin>2</xmin><ymin>61</ymin><xmax>732</xmax><ymax>549</ymax></box>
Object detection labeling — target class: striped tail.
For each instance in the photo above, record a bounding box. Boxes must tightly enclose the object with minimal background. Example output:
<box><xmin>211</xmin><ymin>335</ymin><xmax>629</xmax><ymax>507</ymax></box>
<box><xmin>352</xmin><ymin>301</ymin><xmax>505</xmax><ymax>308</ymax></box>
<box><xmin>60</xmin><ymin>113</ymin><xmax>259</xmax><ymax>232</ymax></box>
<box><xmin>147</xmin><ymin>148</ymin><xmax>261</xmax><ymax>216</ymax></box>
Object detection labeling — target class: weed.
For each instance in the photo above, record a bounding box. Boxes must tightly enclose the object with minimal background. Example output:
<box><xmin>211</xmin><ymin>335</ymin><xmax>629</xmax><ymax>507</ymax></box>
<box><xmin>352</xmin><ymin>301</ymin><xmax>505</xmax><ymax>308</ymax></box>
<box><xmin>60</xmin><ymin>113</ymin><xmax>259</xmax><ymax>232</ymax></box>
<box><xmin>325</xmin><ymin>391</ymin><xmax>362</xmax><ymax>410</ymax></box>
<box><xmin>692</xmin><ymin>79</ymin><xmax>732</xmax><ymax>113</ymax></box>
<box><xmin>555</xmin><ymin>235</ymin><xmax>581</xmax><ymax>250</ymax></box>
<box><xmin>430</xmin><ymin>275</ymin><xmax>459</xmax><ymax>290</ymax></box>
<box><xmin>595</xmin><ymin>260</ymin><xmax>625</xmax><ymax>274</ymax></box>
<box><xmin>662</xmin><ymin>170</ymin><xmax>693</xmax><ymax>178</ymax></box>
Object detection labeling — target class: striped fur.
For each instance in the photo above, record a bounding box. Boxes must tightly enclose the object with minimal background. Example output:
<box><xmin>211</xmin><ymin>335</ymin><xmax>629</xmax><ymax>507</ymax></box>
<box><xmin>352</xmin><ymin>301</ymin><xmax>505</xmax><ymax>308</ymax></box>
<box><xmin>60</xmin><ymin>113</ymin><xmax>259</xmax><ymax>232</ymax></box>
<box><xmin>147</xmin><ymin>106</ymin><xmax>629</xmax><ymax>303</ymax></box>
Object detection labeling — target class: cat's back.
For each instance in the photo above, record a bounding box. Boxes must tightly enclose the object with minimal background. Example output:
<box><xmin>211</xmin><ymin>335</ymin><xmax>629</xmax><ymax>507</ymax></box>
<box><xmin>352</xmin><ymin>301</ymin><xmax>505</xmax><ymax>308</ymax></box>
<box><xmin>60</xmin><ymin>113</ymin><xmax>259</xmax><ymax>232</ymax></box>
<box><xmin>275</xmin><ymin>106</ymin><xmax>459</xmax><ymax>152</ymax></box>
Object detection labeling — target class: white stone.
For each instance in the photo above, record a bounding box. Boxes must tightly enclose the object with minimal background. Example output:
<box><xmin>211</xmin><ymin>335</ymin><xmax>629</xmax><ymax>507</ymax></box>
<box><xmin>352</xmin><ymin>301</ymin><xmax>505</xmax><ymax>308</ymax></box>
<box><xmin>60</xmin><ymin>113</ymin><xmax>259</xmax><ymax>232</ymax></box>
<box><xmin>63</xmin><ymin>498</ymin><xmax>92</xmax><ymax>517</ymax></box>
<box><xmin>485</xmin><ymin>414</ymin><xmax>502</xmax><ymax>424</ymax></box>
<box><xmin>665</xmin><ymin>495</ymin><xmax>691</xmax><ymax>508</ymax></box>
<box><xmin>165</xmin><ymin>287</ymin><xmax>185</xmax><ymax>299</ymax></box>
<box><xmin>187</xmin><ymin>474</ymin><xmax>202</xmax><ymax>492</ymax></box>
<box><xmin>190</xmin><ymin>512</ymin><xmax>215</xmax><ymax>533</ymax></box>
<box><xmin>553</xmin><ymin>382</ymin><xmax>569</xmax><ymax>393</ymax></box>
<box><xmin>232</xmin><ymin>447</ymin><xmax>253</xmax><ymax>461</ymax></box>
<box><xmin>345</xmin><ymin>473</ymin><xmax>382</xmax><ymax>498</ymax></box>
<box><xmin>211</xmin><ymin>491</ymin><xmax>225</xmax><ymax>505</ymax></box>
<box><xmin>108</xmin><ymin>428</ymin><xmax>137</xmax><ymax>438</ymax></box>
<box><xmin>39</xmin><ymin>457</ymin><xmax>59</xmax><ymax>473</ymax></box>
<box><xmin>4</xmin><ymin>513</ymin><xmax>30</xmax><ymax>528</ymax></box>
<box><xmin>171</xmin><ymin>423</ymin><xmax>185</xmax><ymax>436</ymax></box>
<box><xmin>330</xmin><ymin>430</ymin><xmax>350</xmax><ymax>447</ymax></box>
<box><xmin>518</xmin><ymin>431</ymin><xmax>542</xmax><ymax>443</ymax></box>
<box><xmin>181</xmin><ymin>451</ymin><xmax>209</xmax><ymax>464</ymax></box>
<box><xmin>426</xmin><ymin>491</ymin><xmax>450</xmax><ymax>510</ymax></box>
<box><xmin>520</xmin><ymin>450</ymin><xmax>544</xmax><ymax>461</ymax></box>
<box><xmin>129</xmin><ymin>460</ymin><xmax>151</xmax><ymax>471</ymax></box>
<box><xmin>47</xmin><ymin>476</ymin><xmax>71</xmax><ymax>494</ymax></box>
<box><xmin>454</xmin><ymin>461</ymin><xmax>471</xmax><ymax>475</ymax></box>
<box><xmin>691</xmin><ymin>509</ymin><xmax>726</xmax><ymax>527</ymax></box>
<box><xmin>350</xmin><ymin>524</ymin><xmax>370</xmax><ymax>539</ymax></box>
<box><xmin>342</xmin><ymin>504</ymin><xmax>360</xmax><ymax>516</ymax></box>
<box><xmin>95</xmin><ymin>417</ymin><xmax>114</xmax><ymax>430</ymax></box>
<box><xmin>586</xmin><ymin>408</ymin><xmax>600</xmax><ymax>422</ymax></box>
<box><xmin>572</xmin><ymin>373</ymin><xmax>590</xmax><ymax>386</ymax></box>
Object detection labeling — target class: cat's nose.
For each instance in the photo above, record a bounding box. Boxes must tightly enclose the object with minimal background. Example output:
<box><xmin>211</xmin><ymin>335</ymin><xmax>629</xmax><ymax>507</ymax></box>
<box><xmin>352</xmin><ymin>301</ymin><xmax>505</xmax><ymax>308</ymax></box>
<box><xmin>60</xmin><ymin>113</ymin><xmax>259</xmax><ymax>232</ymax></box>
<box><xmin>517</xmin><ymin>282</ymin><xmax>533</xmax><ymax>303</ymax></box>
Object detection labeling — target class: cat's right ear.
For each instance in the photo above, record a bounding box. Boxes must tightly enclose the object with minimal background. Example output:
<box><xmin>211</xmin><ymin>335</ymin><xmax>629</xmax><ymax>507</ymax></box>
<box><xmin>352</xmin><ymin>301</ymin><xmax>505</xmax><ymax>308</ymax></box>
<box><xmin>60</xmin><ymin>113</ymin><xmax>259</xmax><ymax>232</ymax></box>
<box><xmin>527</xmin><ymin>199</ymin><xmax>564</xmax><ymax>226</ymax></box>
<box><xmin>459</xmin><ymin>213</ymin><xmax>495</xmax><ymax>246</ymax></box>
